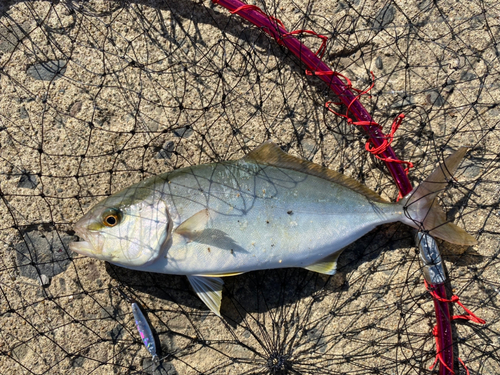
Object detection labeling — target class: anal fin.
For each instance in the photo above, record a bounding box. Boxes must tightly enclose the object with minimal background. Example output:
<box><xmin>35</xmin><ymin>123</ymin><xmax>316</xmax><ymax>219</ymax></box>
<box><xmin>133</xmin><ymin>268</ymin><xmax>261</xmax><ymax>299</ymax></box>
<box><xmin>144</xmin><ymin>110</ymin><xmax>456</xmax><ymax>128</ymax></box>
<box><xmin>196</xmin><ymin>272</ymin><xmax>244</xmax><ymax>277</ymax></box>
<box><xmin>304</xmin><ymin>251</ymin><xmax>343</xmax><ymax>275</ymax></box>
<box><xmin>187</xmin><ymin>275</ymin><xmax>223</xmax><ymax>316</ymax></box>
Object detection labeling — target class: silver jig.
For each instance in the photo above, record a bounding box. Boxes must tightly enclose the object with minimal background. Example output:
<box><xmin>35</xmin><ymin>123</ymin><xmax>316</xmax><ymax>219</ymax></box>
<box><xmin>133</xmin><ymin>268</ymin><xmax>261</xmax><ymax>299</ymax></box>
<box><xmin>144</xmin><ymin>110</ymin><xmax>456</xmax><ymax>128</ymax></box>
<box><xmin>132</xmin><ymin>302</ymin><xmax>159</xmax><ymax>365</ymax></box>
<box><xmin>416</xmin><ymin>232</ymin><xmax>446</xmax><ymax>284</ymax></box>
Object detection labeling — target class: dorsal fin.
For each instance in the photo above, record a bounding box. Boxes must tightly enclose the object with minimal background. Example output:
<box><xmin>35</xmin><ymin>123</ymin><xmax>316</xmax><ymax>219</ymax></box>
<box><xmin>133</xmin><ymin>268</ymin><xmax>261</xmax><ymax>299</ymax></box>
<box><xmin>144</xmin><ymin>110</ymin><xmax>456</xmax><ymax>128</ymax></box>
<box><xmin>243</xmin><ymin>142</ymin><xmax>388</xmax><ymax>203</ymax></box>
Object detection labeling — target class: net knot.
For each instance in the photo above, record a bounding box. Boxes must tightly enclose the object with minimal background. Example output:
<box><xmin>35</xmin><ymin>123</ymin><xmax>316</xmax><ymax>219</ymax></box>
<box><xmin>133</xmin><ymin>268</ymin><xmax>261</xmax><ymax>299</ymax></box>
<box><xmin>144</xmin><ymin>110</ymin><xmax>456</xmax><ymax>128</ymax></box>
<box><xmin>324</xmin><ymin>71</ymin><xmax>376</xmax><ymax>121</ymax></box>
<box><xmin>312</xmin><ymin>70</ymin><xmax>354</xmax><ymax>91</ymax></box>
<box><xmin>364</xmin><ymin>113</ymin><xmax>404</xmax><ymax>157</ymax></box>
<box><xmin>346</xmin><ymin>112</ymin><xmax>413</xmax><ymax>201</ymax></box>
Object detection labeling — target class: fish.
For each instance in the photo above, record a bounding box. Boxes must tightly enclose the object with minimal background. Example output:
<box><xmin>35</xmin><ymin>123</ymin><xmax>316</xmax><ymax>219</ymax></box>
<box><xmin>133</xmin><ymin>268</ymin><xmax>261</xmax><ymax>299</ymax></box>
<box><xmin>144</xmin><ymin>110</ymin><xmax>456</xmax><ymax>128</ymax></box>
<box><xmin>70</xmin><ymin>142</ymin><xmax>476</xmax><ymax>315</ymax></box>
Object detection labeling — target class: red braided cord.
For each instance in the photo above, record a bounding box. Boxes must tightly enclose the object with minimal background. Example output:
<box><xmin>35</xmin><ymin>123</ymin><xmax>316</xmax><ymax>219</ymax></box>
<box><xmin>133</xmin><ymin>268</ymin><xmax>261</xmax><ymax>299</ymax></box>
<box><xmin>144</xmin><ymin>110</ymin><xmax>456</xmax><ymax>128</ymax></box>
<box><xmin>326</xmin><ymin>96</ymin><xmax>414</xmax><ymax>200</ymax></box>
<box><xmin>426</xmin><ymin>283</ymin><xmax>486</xmax><ymax>325</ymax></box>
<box><xmin>322</xmin><ymin>71</ymin><xmax>414</xmax><ymax>183</ymax></box>
<box><xmin>229</xmin><ymin>4</ymin><xmax>285</xmax><ymax>28</ymax></box>
<box><xmin>282</xmin><ymin>29</ymin><xmax>328</xmax><ymax>58</ymax></box>
<box><xmin>458</xmin><ymin>358</ymin><xmax>470</xmax><ymax>375</ymax></box>
<box><xmin>426</xmin><ymin>281</ymin><xmax>486</xmax><ymax>373</ymax></box>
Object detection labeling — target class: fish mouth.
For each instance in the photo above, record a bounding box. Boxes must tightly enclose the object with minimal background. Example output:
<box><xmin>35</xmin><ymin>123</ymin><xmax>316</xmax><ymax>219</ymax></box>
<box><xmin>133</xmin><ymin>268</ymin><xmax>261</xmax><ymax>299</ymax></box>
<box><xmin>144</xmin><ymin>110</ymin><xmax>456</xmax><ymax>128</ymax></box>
<box><xmin>69</xmin><ymin>224</ymin><xmax>97</xmax><ymax>257</ymax></box>
<box><xmin>69</xmin><ymin>239</ymin><xmax>93</xmax><ymax>255</ymax></box>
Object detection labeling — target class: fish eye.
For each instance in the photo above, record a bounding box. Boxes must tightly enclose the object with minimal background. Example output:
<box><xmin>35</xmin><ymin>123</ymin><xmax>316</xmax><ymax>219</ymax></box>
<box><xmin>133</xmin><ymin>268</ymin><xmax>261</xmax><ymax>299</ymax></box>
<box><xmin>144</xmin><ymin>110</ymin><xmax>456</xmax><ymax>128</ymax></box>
<box><xmin>104</xmin><ymin>215</ymin><xmax>118</xmax><ymax>227</ymax></box>
<box><xmin>102</xmin><ymin>209</ymin><xmax>121</xmax><ymax>227</ymax></box>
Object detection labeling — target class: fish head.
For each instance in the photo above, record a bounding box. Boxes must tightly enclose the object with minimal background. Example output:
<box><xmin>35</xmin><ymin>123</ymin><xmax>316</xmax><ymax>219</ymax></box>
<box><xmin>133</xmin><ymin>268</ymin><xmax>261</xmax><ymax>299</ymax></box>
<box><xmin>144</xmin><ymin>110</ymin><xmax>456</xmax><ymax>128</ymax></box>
<box><xmin>70</xmin><ymin>185</ymin><xmax>171</xmax><ymax>266</ymax></box>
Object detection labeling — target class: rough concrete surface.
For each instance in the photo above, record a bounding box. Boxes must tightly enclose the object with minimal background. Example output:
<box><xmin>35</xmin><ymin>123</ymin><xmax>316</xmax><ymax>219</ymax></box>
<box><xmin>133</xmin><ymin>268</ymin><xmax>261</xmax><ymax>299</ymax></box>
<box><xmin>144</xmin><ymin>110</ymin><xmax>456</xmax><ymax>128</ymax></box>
<box><xmin>0</xmin><ymin>1</ymin><xmax>499</xmax><ymax>374</ymax></box>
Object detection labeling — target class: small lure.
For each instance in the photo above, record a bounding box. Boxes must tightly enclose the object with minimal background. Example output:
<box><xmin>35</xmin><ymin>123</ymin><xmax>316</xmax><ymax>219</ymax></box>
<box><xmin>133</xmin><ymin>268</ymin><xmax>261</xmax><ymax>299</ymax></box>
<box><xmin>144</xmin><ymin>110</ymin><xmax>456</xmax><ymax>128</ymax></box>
<box><xmin>132</xmin><ymin>302</ymin><xmax>159</xmax><ymax>364</ymax></box>
<box><xmin>416</xmin><ymin>232</ymin><xmax>445</xmax><ymax>285</ymax></box>
<box><xmin>111</xmin><ymin>287</ymin><xmax>160</xmax><ymax>365</ymax></box>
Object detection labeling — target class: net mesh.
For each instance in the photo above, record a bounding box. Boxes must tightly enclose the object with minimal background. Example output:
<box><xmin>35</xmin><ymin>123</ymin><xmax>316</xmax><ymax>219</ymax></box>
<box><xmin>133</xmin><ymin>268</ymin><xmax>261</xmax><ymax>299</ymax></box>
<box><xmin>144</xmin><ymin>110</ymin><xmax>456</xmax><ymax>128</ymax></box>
<box><xmin>0</xmin><ymin>0</ymin><xmax>499</xmax><ymax>374</ymax></box>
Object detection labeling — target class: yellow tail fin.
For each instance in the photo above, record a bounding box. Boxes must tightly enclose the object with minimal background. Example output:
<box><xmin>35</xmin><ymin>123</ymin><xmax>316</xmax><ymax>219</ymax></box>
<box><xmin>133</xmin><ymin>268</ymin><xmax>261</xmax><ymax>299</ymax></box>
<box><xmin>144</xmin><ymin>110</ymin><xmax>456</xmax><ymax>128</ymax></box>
<box><xmin>400</xmin><ymin>148</ymin><xmax>477</xmax><ymax>246</ymax></box>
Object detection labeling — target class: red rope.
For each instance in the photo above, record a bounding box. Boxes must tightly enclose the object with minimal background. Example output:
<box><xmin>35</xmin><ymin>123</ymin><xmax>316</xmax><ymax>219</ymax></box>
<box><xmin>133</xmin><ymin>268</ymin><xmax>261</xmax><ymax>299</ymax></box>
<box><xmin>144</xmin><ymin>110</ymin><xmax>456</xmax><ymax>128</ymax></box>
<box><xmin>458</xmin><ymin>358</ymin><xmax>470</xmax><ymax>375</ymax></box>
<box><xmin>326</xmin><ymin>102</ymin><xmax>414</xmax><ymax>199</ymax></box>
<box><xmin>228</xmin><ymin>4</ymin><xmax>286</xmax><ymax>28</ymax></box>
<box><xmin>425</xmin><ymin>282</ymin><xmax>486</xmax><ymax>325</ymax></box>
<box><xmin>226</xmin><ymin>3</ymin><xmax>330</xmax><ymax>62</ymax></box>
<box><xmin>322</xmin><ymin>73</ymin><xmax>413</xmax><ymax>200</ymax></box>
<box><xmin>425</xmin><ymin>281</ymin><xmax>486</xmax><ymax>373</ymax></box>
<box><xmin>282</xmin><ymin>29</ymin><xmax>328</xmax><ymax>58</ymax></box>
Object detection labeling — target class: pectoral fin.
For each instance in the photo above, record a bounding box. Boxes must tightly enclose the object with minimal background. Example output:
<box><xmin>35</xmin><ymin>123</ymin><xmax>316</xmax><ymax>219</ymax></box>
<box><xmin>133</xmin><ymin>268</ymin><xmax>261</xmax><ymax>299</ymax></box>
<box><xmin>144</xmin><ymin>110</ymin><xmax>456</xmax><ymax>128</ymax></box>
<box><xmin>304</xmin><ymin>251</ymin><xmax>342</xmax><ymax>275</ymax></box>
<box><xmin>187</xmin><ymin>275</ymin><xmax>223</xmax><ymax>316</ymax></box>
<box><xmin>175</xmin><ymin>209</ymin><xmax>210</xmax><ymax>241</ymax></box>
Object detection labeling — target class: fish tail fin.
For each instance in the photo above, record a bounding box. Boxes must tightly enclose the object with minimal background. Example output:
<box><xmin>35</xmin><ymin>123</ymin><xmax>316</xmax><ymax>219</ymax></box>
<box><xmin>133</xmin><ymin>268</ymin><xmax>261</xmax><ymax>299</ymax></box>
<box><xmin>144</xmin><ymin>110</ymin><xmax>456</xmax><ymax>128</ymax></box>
<box><xmin>399</xmin><ymin>147</ymin><xmax>477</xmax><ymax>246</ymax></box>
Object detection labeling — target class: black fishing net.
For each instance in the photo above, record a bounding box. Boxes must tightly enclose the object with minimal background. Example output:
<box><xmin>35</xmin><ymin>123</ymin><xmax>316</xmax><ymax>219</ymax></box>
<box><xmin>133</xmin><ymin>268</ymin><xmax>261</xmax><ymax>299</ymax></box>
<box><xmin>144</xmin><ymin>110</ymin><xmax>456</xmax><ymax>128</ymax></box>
<box><xmin>0</xmin><ymin>0</ymin><xmax>499</xmax><ymax>374</ymax></box>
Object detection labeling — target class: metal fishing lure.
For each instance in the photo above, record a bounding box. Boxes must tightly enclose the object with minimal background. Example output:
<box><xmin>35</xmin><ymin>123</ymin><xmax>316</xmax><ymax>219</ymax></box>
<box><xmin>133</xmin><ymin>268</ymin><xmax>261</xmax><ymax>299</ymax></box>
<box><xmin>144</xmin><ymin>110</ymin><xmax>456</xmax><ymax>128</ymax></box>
<box><xmin>416</xmin><ymin>232</ymin><xmax>445</xmax><ymax>285</ymax></box>
<box><xmin>132</xmin><ymin>302</ymin><xmax>159</xmax><ymax>364</ymax></box>
<box><xmin>112</xmin><ymin>287</ymin><xmax>159</xmax><ymax>364</ymax></box>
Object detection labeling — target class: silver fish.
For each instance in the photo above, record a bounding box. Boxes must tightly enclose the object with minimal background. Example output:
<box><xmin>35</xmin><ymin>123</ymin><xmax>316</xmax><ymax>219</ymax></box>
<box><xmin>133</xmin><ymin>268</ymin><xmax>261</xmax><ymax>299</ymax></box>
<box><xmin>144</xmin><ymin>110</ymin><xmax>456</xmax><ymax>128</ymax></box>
<box><xmin>70</xmin><ymin>143</ymin><xmax>476</xmax><ymax>315</ymax></box>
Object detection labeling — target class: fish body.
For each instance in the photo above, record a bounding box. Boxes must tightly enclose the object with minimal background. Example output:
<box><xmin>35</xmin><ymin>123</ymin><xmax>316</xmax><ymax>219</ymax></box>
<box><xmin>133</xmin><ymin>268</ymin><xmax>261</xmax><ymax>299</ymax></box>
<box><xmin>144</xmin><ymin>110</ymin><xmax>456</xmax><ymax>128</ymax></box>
<box><xmin>107</xmin><ymin>159</ymin><xmax>399</xmax><ymax>275</ymax></box>
<box><xmin>70</xmin><ymin>143</ymin><xmax>476</xmax><ymax>315</ymax></box>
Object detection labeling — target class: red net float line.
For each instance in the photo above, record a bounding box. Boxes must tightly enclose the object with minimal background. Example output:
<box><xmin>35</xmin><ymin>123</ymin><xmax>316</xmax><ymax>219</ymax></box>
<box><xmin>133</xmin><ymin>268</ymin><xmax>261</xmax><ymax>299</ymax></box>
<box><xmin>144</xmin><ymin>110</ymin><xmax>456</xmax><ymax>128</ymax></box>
<box><xmin>319</xmin><ymin>71</ymin><xmax>414</xmax><ymax>199</ymax></box>
<box><xmin>426</xmin><ymin>281</ymin><xmax>486</xmax><ymax>374</ymax></box>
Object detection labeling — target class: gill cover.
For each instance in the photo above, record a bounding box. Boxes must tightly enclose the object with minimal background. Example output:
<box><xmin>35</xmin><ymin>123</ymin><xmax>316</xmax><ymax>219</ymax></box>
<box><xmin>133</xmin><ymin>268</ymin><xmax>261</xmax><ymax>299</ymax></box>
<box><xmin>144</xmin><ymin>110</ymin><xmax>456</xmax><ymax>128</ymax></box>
<box><xmin>109</xmin><ymin>199</ymin><xmax>170</xmax><ymax>265</ymax></box>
